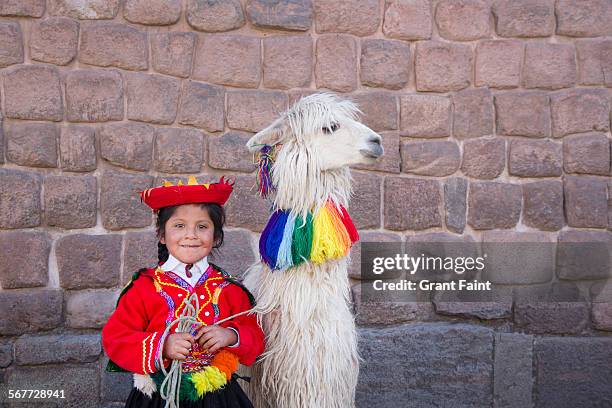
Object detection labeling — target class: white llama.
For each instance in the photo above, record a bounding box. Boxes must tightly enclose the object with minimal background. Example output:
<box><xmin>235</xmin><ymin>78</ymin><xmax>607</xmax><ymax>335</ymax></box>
<box><xmin>243</xmin><ymin>93</ymin><xmax>383</xmax><ymax>408</ymax></box>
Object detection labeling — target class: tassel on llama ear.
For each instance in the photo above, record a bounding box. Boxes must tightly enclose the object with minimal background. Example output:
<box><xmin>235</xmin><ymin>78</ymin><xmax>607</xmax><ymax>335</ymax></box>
<box><xmin>255</xmin><ymin>145</ymin><xmax>277</xmax><ymax>199</ymax></box>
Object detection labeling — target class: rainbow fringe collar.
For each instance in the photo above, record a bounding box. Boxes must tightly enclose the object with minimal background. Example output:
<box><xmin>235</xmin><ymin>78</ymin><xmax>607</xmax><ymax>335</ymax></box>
<box><xmin>259</xmin><ymin>201</ymin><xmax>359</xmax><ymax>270</ymax></box>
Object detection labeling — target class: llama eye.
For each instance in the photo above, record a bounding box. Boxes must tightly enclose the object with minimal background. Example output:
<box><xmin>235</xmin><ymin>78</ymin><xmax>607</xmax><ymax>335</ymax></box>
<box><xmin>322</xmin><ymin>123</ymin><xmax>339</xmax><ymax>134</ymax></box>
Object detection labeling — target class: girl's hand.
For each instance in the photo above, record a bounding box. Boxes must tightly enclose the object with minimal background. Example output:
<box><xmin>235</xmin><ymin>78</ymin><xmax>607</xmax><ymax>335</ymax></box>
<box><xmin>194</xmin><ymin>326</ymin><xmax>237</xmax><ymax>354</ymax></box>
<box><xmin>162</xmin><ymin>333</ymin><xmax>195</xmax><ymax>360</ymax></box>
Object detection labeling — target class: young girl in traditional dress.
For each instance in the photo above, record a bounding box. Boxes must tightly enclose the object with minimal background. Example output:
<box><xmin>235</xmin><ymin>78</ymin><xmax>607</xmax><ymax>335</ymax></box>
<box><xmin>102</xmin><ymin>176</ymin><xmax>265</xmax><ymax>408</ymax></box>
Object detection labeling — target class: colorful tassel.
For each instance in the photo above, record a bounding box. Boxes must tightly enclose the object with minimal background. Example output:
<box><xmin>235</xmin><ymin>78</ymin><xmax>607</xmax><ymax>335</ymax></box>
<box><xmin>190</xmin><ymin>366</ymin><xmax>227</xmax><ymax>397</ymax></box>
<box><xmin>256</xmin><ymin>145</ymin><xmax>276</xmax><ymax>199</ymax></box>
<box><xmin>260</xmin><ymin>201</ymin><xmax>358</xmax><ymax>270</ymax></box>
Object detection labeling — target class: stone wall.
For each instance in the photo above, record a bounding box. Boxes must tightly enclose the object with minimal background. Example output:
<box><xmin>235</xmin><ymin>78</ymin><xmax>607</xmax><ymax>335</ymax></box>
<box><xmin>0</xmin><ymin>0</ymin><xmax>611</xmax><ymax>407</ymax></box>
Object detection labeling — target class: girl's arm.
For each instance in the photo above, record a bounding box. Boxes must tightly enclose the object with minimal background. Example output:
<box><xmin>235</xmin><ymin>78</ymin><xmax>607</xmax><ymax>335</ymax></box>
<box><xmin>218</xmin><ymin>284</ymin><xmax>265</xmax><ymax>366</ymax></box>
<box><xmin>102</xmin><ymin>278</ymin><xmax>165</xmax><ymax>375</ymax></box>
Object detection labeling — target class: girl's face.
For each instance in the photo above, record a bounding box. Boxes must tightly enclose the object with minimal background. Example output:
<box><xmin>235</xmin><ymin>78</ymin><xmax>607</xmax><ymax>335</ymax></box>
<box><xmin>160</xmin><ymin>204</ymin><xmax>215</xmax><ymax>265</ymax></box>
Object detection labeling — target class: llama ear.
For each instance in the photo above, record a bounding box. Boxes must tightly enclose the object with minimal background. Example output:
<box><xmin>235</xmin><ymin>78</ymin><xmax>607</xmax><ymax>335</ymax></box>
<box><xmin>246</xmin><ymin>119</ymin><xmax>287</xmax><ymax>152</ymax></box>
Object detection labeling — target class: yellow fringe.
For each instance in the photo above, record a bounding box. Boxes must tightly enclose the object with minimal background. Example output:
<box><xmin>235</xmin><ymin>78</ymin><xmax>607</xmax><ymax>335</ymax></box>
<box><xmin>190</xmin><ymin>366</ymin><xmax>227</xmax><ymax>396</ymax></box>
<box><xmin>311</xmin><ymin>202</ymin><xmax>351</xmax><ymax>264</ymax></box>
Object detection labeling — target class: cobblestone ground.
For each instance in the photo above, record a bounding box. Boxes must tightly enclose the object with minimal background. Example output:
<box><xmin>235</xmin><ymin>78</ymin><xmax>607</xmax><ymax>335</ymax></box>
<box><xmin>0</xmin><ymin>0</ymin><xmax>611</xmax><ymax>407</ymax></box>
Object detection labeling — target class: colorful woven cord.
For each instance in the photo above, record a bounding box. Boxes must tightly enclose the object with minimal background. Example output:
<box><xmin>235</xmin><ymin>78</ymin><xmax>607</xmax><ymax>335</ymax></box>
<box><xmin>256</xmin><ymin>145</ymin><xmax>275</xmax><ymax>199</ymax></box>
<box><xmin>259</xmin><ymin>201</ymin><xmax>359</xmax><ymax>270</ymax></box>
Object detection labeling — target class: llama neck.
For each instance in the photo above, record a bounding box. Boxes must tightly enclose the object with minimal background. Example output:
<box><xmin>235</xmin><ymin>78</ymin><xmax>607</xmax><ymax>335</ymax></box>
<box><xmin>271</xmin><ymin>144</ymin><xmax>353</xmax><ymax>218</ymax></box>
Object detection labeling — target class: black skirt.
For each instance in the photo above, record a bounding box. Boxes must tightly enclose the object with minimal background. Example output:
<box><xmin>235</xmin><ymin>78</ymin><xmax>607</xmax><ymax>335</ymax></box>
<box><xmin>124</xmin><ymin>375</ymin><xmax>254</xmax><ymax>408</ymax></box>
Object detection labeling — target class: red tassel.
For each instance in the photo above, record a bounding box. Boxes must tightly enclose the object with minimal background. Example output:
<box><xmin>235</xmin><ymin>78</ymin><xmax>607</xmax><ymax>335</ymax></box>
<box><xmin>339</xmin><ymin>205</ymin><xmax>359</xmax><ymax>244</ymax></box>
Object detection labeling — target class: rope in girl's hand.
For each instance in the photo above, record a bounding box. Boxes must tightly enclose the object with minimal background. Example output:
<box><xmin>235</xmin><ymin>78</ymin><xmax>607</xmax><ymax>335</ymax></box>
<box><xmin>156</xmin><ymin>293</ymin><xmax>256</xmax><ymax>408</ymax></box>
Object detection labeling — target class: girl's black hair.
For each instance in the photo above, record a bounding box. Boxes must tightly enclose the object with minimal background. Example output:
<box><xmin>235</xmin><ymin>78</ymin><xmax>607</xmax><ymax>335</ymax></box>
<box><xmin>156</xmin><ymin>203</ymin><xmax>225</xmax><ymax>264</ymax></box>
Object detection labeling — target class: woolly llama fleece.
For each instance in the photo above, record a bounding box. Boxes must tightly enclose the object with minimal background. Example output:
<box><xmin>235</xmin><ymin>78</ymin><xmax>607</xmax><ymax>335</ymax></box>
<box><xmin>243</xmin><ymin>93</ymin><xmax>384</xmax><ymax>408</ymax></box>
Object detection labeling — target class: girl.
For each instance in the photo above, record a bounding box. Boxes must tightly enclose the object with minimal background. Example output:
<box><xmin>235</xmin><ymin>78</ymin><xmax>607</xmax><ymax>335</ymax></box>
<box><xmin>102</xmin><ymin>176</ymin><xmax>265</xmax><ymax>408</ymax></box>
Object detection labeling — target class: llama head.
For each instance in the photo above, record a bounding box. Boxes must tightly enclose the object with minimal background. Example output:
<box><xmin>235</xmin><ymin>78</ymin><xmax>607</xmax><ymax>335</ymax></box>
<box><xmin>246</xmin><ymin>93</ymin><xmax>383</xmax><ymax>213</ymax></box>
<box><xmin>246</xmin><ymin>93</ymin><xmax>383</xmax><ymax>171</ymax></box>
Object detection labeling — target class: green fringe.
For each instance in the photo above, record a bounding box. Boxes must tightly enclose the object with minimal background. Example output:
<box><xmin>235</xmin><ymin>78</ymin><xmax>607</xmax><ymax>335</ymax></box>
<box><xmin>291</xmin><ymin>213</ymin><xmax>313</xmax><ymax>266</ymax></box>
<box><xmin>151</xmin><ymin>371</ymin><xmax>200</xmax><ymax>402</ymax></box>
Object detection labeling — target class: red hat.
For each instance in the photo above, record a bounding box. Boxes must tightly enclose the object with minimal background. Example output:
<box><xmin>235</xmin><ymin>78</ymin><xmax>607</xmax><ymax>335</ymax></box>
<box><xmin>140</xmin><ymin>176</ymin><xmax>234</xmax><ymax>210</ymax></box>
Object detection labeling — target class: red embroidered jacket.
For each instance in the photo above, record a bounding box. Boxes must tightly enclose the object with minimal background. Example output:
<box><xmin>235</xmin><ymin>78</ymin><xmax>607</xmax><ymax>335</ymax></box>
<box><xmin>102</xmin><ymin>264</ymin><xmax>264</xmax><ymax>375</ymax></box>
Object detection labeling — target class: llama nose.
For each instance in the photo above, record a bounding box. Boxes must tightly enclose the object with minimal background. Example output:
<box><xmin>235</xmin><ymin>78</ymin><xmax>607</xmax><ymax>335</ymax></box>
<box><xmin>368</xmin><ymin>135</ymin><xmax>382</xmax><ymax>146</ymax></box>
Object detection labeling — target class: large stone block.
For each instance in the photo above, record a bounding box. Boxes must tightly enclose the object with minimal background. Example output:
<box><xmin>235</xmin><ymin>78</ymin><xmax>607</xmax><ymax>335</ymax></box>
<box><xmin>354</xmin><ymin>290</ymin><xmax>435</xmax><ymax>324</ymax></box>
<box><xmin>44</xmin><ymin>175</ymin><xmax>97</xmax><ymax>228</ymax></box>
<box><xmin>555</xmin><ymin>0</ymin><xmax>612</xmax><ymax>37</ymax></box>
<box><xmin>14</xmin><ymin>334</ymin><xmax>100</xmax><ymax>365</ymax></box>
<box><xmin>59</xmin><ymin>125</ymin><xmax>97</xmax><ymax>172</ymax></box>
<box><xmin>226</xmin><ymin>90</ymin><xmax>288</xmax><ymax>132</ymax></box>
<box><xmin>382</xmin><ymin>0</ymin><xmax>432</xmax><ymax>40</ymax></box>
<box><xmin>187</xmin><ymin>0</ymin><xmax>245</xmax><ymax>32</ymax></box>
<box><xmin>151</xmin><ymin>32</ymin><xmax>196</xmax><ymax>78</ymax></box>
<box><xmin>494</xmin><ymin>91</ymin><xmax>550</xmax><ymax>138</ymax></box>
<box><xmin>122</xmin><ymin>231</ymin><xmax>159</xmax><ymax>285</ymax></box>
<box><xmin>0</xmin><ymin>0</ymin><xmax>45</xmax><ymax>17</ymax></box>
<box><xmin>209</xmin><ymin>229</ymin><xmax>256</xmax><ymax>277</ymax></box>
<box><xmin>522</xmin><ymin>42</ymin><xmax>576</xmax><ymax>90</ymax></box>
<box><xmin>0</xmin><ymin>231</ymin><xmax>50</xmax><ymax>289</ymax></box>
<box><xmin>6</xmin><ymin>122</ymin><xmax>58</xmax><ymax>168</ymax></box>
<box><xmin>415</xmin><ymin>41</ymin><xmax>472</xmax><ymax>92</ymax></box>
<box><xmin>126</xmin><ymin>73</ymin><xmax>180</xmax><ymax>125</ymax></box>
<box><xmin>48</xmin><ymin>0</ymin><xmax>120</xmax><ymax>19</ymax></box>
<box><xmin>0</xmin><ymin>340</ymin><xmax>12</xmax><ymax>368</ymax></box>
<box><xmin>79</xmin><ymin>22</ymin><xmax>147</xmax><ymax>70</ymax></box>
<box><xmin>576</xmin><ymin>39</ymin><xmax>612</xmax><ymax>86</ymax></box>
<box><xmin>3</xmin><ymin>65</ymin><xmax>62</xmax><ymax>121</ymax></box>
<box><xmin>350</xmin><ymin>171</ymin><xmax>381</xmax><ymax>230</ymax></box>
<box><xmin>124</xmin><ymin>0</ymin><xmax>181</xmax><ymax>25</ymax></box>
<box><xmin>208</xmin><ymin>132</ymin><xmax>254</xmax><ymax>172</ymax></box>
<box><xmin>99</xmin><ymin>123</ymin><xmax>154</xmax><ymax>171</ymax></box>
<box><xmin>435</xmin><ymin>0</ymin><xmax>490</xmax><ymax>41</ymax></box>
<box><xmin>468</xmin><ymin>182</ymin><xmax>521</xmax><ymax>230</ymax></box>
<box><xmin>178</xmin><ymin>80</ymin><xmax>225</xmax><ymax>133</ymax></box>
<box><xmin>224</xmin><ymin>174</ymin><xmax>271</xmax><ymax>232</ymax></box>
<box><xmin>246</xmin><ymin>0</ymin><xmax>312</xmax><ymax>31</ymax></box>
<box><xmin>30</xmin><ymin>17</ymin><xmax>79</xmax><ymax>65</ymax></box>
<box><xmin>0</xmin><ymin>289</ymin><xmax>62</xmax><ymax>335</ymax></box>
<box><xmin>591</xmin><ymin>283</ymin><xmax>612</xmax><ymax>331</ymax></box>
<box><xmin>452</xmin><ymin>87</ymin><xmax>494</xmax><ymax>139</ymax></box>
<box><xmin>482</xmin><ymin>231</ymin><xmax>554</xmax><ymax>284</ymax></box>
<box><xmin>401</xmin><ymin>140</ymin><xmax>460</xmax><ymax>176</ymax></box>
<box><xmin>523</xmin><ymin>180</ymin><xmax>564</xmax><ymax>231</ymax></box>
<box><xmin>0</xmin><ymin>21</ymin><xmax>23</xmax><ymax>67</ymax></box>
<box><xmin>7</xmin><ymin>364</ymin><xmax>99</xmax><ymax>405</ymax></box>
<box><xmin>535</xmin><ymin>337</ymin><xmax>612</xmax><ymax>407</ymax></box>
<box><xmin>360</xmin><ymin>39</ymin><xmax>411</xmax><ymax>90</ymax></box>
<box><xmin>0</xmin><ymin>169</ymin><xmax>41</xmax><ymax>229</ymax></box>
<box><xmin>56</xmin><ymin>234</ymin><xmax>121</xmax><ymax>289</ymax></box>
<box><xmin>400</xmin><ymin>94</ymin><xmax>451</xmax><ymax>138</ymax></box>
<box><xmin>193</xmin><ymin>34</ymin><xmax>260</xmax><ymax>88</ymax></box>
<box><xmin>514</xmin><ymin>283</ymin><xmax>589</xmax><ymax>335</ymax></box>
<box><xmin>461</xmin><ymin>137</ymin><xmax>505</xmax><ymax>179</ymax></box>
<box><xmin>384</xmin><ymin>177</ymin><xmax>441</xmax><ymax>230</ymax></box>
<box><xmin>351</xmin><ymin>92</ymin><xmax>398</xmax><ymax>132</ymax></box>
<box><xmin>65</xmin><ymin>289</ymin><xmax>118</xmax><ymax>328</ymax></box>
<box><xmin>492</xmin><ymin>0</ymin><xmax>554</xmax><ymax>37</ymax></box>
<box><xmin>563</xmin><ymin>133</ymin><xmax>610</xmax><ymax>175</ymax></box>
<box><xmin>100</xmin><ymin>172</ymin><xmax>153</xmax><ymax>230</ymax></box>
<box><xmin>352</xmin><ymin>131</ymin><xmax>400</xmax><ymax>174</ymax></box>
<box><xmin>444</xmin><ymin>177</ymin><xmax>467</xmax><ymax>234</ymax></box>
<box><xmin>155</xmin><ymin>128</ymin><xmax>204</xmax><ymax>174</ymax></box>
<box><xmin>508</xmin><ymin>139</ymin><xmax>562</xmax><ymax>177</ymax></box>
<box><xmin>493</xmin><ymin>333</ymin><xmax>534</xmax><ymax>408</ymax></box>
<box><xmin>315</xmin><ymin>0</ymin><xmax>379</xmax><ymax>36</ymax></box>
<box><xmin>315</xmin><ymin>35</ymin><xmax>358</xmax><ymax>92</ymax></box>
<box><xmin>263</xmin><ymin>35</ymin><xmax>312</xmax><ymax>89</ymax></box>
<box><xmin>357</xmin><ymin>324</ymin><xmax>493</xmax><ymax>407</ymax></box>
<box><xmin>564</xmin><ymin>176</ymin><xmax>608</xmax><ymax>228</ymax></box>
<box><xmin>550</xmin><ymin>89</ymin><xmax>610</xmax><ymax>138</ymax></box>
<box><xmin>556</xmin><ymin>230</ymin><xmax>611</xmax><ymax>280</ymax></box>
<box><xmin>475</xmin><ymin>40</ymin><xmax>522</xmax><ymax>88</ymax></box>
<box><xmin>65</xmin><ymin>70</ymin><xmax>124</xmax><ymax>122</ymax></box>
